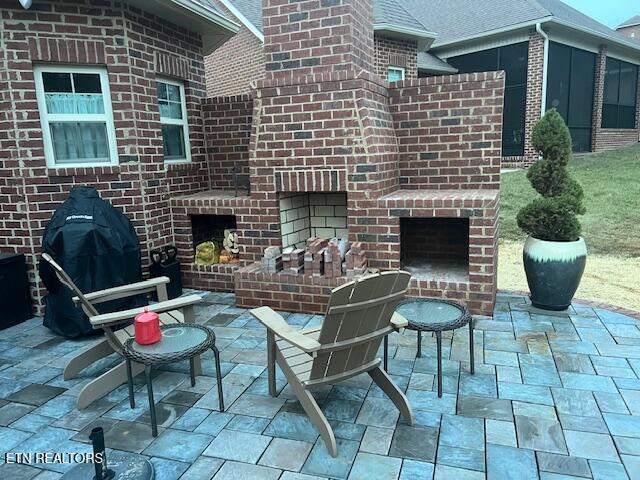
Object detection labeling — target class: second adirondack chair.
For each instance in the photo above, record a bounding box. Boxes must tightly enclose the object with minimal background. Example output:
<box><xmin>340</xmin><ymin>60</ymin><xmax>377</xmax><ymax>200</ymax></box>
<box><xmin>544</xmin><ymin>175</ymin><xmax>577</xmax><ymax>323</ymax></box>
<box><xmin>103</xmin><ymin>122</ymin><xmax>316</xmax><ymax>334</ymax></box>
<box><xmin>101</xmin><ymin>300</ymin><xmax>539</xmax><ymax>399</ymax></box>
<box><xmin>251</xmin><ymin>270</ymin><xmax>414</xmax><ymax>457</ymax></box>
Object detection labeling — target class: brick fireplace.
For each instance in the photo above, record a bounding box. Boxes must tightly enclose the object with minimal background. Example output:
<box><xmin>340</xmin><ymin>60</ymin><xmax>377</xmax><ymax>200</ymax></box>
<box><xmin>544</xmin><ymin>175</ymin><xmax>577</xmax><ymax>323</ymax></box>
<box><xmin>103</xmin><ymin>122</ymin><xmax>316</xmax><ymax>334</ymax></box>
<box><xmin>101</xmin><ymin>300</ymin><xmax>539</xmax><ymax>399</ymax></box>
<box><xmin>171</xmin><ymin>0</ymin><xmax>504</xmax><ymax>315</ymax></box>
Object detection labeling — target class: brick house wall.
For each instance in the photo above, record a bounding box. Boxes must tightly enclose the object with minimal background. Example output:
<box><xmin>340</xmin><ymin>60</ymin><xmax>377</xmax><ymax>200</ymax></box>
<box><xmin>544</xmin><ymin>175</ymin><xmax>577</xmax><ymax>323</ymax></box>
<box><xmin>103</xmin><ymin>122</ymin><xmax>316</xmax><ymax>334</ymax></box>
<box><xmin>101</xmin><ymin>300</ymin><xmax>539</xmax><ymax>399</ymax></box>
<box><xmin>374</xmin><ymin>35</ymin><xmax>418</xmax><ymax>81</ymax></box>
<box><xmin>618</xmin><ymin>24</ymin><xmax>640</xmax><ymax>40</ymax></box>
<box><xmin>205</xmin><ymin>0</ymin><xmax>264</xmax><ymax>97</ymax></box>
<box><xmin>0</xmin><ymin>0</ymin><xmax>210</xmax><ymax>314</ymax></box>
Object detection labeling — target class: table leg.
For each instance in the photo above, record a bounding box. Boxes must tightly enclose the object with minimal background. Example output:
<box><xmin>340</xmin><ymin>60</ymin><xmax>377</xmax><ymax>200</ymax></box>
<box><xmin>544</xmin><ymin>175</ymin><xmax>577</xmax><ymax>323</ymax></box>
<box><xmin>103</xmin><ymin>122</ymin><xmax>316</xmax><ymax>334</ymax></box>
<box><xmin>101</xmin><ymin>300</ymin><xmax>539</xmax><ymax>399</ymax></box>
<box><xmin>189</xmin><ymin>358</ymin><xmax>196</xmax><ymax>387</ymax></box>
<box><xmin>125</xmin><ymin>358</ymin><xmax>135</xmax><ymax>409</ymax></box>
<box><xmin>145</xmin><ymin>365</ymin><xmax>158</xmax><ymax>437</ymax></box>
<box><xmin>383</xmin><ymin>336</ymin><xmax>388</xmax><ymax>371</ymax></box>
<box><xmin>469</xmin><ymin>318</ymin><xmax>475</xmax><ymax>375</ymax></box>
<box><xmin>417</xmin><ymin>331</ymin><xmax>422</xmax><ymax>358</ymax></box>
<box><xmin>436</xmin><ymin>331</ymin><xmax>442</xmax><ymax>398</ymax></box>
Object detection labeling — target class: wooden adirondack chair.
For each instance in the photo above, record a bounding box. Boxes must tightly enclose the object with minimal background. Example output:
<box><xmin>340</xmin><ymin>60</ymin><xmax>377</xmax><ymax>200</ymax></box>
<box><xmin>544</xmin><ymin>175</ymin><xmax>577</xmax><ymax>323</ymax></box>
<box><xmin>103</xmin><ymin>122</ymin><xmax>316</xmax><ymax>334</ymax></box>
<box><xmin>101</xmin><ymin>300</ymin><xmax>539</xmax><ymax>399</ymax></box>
<box><xmin>251</xmin><ymin>271</ymin><xmax>414</xmax><ymax>457</ymax></box>
<box><xmin>41</xmin><ymin>253</ymin><xmax>203</xmax><ymax>409</ymax></box>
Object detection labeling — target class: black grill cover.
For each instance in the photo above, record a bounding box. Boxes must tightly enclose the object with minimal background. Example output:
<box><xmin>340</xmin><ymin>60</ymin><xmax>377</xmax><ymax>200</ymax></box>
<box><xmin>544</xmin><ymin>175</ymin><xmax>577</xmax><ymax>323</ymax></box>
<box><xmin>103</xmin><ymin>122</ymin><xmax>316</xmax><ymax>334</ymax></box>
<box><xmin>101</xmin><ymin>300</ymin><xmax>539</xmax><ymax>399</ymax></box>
<box><xmin>40</xmin><ymin>187</ymin><xmax>144</xmax><ymax>338</ymax></box>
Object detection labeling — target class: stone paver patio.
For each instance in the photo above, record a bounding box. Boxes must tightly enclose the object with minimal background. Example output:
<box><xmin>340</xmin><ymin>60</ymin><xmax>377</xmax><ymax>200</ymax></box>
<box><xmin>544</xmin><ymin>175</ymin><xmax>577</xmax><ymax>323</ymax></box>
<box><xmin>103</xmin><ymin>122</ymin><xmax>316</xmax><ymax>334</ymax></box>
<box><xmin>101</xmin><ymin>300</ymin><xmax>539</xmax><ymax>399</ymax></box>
<box><xmin>1</xmin><ymin>292</ymin><xmax>639</xmax><ymax>479</ymax></box>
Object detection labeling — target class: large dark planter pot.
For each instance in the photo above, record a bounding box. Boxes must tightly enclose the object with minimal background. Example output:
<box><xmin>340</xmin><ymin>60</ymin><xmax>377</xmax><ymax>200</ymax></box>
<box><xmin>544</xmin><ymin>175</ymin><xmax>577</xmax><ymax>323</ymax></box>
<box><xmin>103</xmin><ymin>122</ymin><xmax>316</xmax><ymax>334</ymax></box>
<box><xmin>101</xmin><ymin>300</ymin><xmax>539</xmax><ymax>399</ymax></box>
<box><xmin>523</xmin><ymin>236</ymin><xmax>587</xmax><ymax>311</ymax></box>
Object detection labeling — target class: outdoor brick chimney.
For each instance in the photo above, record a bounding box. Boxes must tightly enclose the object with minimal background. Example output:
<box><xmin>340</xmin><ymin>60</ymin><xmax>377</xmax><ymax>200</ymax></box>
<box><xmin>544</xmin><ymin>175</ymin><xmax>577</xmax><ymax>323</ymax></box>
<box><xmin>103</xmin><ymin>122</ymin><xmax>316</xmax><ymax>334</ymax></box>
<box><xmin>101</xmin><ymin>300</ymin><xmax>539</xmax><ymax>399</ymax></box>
<box><xmin>263</xmin><ymin>0</ymin><xmax>374</xmax><ymax>79</ymax></box>
<box><xmin>176</xmin><ymin>0</ymin><xmax>504</xmax><ymax>317</ymax></box>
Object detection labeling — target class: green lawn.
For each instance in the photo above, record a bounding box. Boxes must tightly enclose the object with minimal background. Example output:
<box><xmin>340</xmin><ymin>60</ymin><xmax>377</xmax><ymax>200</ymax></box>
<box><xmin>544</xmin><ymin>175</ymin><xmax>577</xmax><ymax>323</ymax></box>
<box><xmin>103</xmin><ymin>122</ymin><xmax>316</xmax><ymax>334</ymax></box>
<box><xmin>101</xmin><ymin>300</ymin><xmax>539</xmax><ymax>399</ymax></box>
<box><xmin>500</xmin><ymin>143</ymin><xmax>640</xmax><ymax>257</ymax></box>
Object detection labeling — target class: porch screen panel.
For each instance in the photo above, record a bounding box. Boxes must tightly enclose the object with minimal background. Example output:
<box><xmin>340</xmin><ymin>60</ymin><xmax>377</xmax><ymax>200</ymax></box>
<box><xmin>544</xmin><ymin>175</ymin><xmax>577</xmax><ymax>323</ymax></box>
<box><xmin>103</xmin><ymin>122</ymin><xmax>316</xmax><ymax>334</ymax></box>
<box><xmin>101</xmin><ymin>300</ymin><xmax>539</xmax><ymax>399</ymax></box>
<box><xmin>602</xmin><ymin>57</ymin><xmax>638</xmax><ymax>129</ymax></box>
<box><xmin>546</xmin><ymin>42</ymin><xmax>596</xmax><ymax>152</ymax></box>
<box><xmin>448</xmin><ymin>42</ymin><xmax>528</xmax><ymax>156</ymax></box>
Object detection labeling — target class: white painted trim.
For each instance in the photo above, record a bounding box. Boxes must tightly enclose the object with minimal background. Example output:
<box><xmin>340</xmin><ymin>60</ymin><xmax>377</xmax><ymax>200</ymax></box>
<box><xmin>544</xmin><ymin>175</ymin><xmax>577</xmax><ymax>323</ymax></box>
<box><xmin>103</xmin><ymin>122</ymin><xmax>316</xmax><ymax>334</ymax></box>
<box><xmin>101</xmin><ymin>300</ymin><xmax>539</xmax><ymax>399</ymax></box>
<box><xmin>549</xmin><ymin>18</ymin><xmax>640</xmax><ymax>54</ymax></box>
<box><xmin>524</xmin><ymin>236</ymin><xmax>587</xmax><ymax>263</ymax></box>
<box><xmin>34</xmin><ymin>65</ymin><xmax>118</xmax><ymax>168</ymax></box>
<box><xmin>437</xmin><ymin>33</ymin><xmax>531</xmax><ymax>60</ymax></box>
<box><xmin>545</xmin><ymin>31</ymin><xmax>599</xmax><ymax>54</ymax></box>
<box><xmin>157</xmin><ymin>77</ymin><xmax>192</xmax><ymax>164</ymax></box>
<box><xmin>432</xmin><ymin>17</ymin><xmax>553</xmax><ymax>51</ymax></box>
<box><xmin>168</xmin><ymin>0</ymin><xmax>240</xmax><ymax>34</ymax></box>
<box><xmin>217</xmin><ymin>0</ymin><xmax>264</xmax><ymax>43</ymax></box>
<box><xmin>603</xmin><ymin>50</ymin><xmax>640</xmax><ymax>66</ymax></box>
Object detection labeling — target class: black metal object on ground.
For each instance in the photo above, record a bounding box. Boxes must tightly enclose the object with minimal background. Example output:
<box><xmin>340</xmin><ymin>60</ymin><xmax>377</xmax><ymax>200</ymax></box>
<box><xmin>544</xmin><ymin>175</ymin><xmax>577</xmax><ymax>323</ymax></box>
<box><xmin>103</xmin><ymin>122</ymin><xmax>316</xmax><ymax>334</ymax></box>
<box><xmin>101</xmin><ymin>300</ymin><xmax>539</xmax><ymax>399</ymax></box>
<box><xmin>61</xmin><ymin>426</ymin><xmax>154</xmax><ymax>480</ymax></box>
<box><xmin>149</xmin><ymin>245</ymin><xmax>182</xmax><ymax>300</ymax></box>
<box><xmin>0</xmin><ymin>252</ymin><xmax>32</xmax><ymax>330</ymax></box>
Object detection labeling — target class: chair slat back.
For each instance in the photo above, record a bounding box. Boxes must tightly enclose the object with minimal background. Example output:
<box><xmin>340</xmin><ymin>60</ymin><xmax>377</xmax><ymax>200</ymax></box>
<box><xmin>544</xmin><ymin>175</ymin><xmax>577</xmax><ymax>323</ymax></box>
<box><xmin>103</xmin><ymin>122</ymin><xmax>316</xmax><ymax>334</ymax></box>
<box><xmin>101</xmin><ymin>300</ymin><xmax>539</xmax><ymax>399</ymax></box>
<box><xmin>308</xmin><ymin>271</ymin><xmax>411</xmax><ymax>381</ymax></box>
<box><xmin>41</xmin><ymin>253</ymin><xmax>99</xmax><ymax>318</ymax></box>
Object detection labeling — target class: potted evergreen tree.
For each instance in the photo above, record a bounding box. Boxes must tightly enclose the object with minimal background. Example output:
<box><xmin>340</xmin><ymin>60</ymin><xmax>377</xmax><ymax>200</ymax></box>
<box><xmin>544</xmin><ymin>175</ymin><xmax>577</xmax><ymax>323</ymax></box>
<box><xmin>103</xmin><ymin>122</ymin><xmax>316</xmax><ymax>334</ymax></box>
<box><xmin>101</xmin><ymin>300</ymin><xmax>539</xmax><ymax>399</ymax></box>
<box><xmin>516</xmin><ymin>110</ymin><xmax>587</xmax><ymax>310</ymax></box>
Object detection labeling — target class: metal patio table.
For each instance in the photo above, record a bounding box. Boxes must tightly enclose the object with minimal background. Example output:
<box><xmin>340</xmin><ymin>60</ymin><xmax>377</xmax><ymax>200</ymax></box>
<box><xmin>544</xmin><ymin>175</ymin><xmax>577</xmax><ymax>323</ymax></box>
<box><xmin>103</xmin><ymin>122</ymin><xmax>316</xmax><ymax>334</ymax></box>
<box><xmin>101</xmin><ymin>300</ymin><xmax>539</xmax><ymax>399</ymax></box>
<box><xmin>123</xmin><ymin>323</ymin><xmax>224</xmax><ymax>436</ymax></box>
<box><xmin>384</xmin><ymin>298</ymin><xmax>474</xmax><ymax>397</ymax></box>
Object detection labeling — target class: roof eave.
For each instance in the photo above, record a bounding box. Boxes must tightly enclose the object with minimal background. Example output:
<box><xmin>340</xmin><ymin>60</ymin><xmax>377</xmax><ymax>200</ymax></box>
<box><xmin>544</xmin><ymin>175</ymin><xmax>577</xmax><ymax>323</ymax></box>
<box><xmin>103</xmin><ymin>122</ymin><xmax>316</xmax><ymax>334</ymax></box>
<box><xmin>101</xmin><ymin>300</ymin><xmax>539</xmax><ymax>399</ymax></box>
<box><xmin>430</xmin><ymin>17</ymin><xmax>553</xmax><ymax>52</ymax></box>
<box><xmin>168</xmin><ymin>0</ymin><xmax>240</xmax><ymax>35</ymax></box>
<box><xmin>547</xmin><ymin>18</ymin><xmax>640</xmax><ymax>54</ymax></box>
<box><xmin>374</xmin><ymin>23</ymin><xmax>437</xmax><ymax>51</ymax></box>
<box><xmin>217</xmin><ymin>0</ymin><xmax>264</xmax><ymax>43</ymax></box>
<box><xmin>417</xmin><ymin>63</ymin><xmax>458</xmax><ymax>74</ymax></box>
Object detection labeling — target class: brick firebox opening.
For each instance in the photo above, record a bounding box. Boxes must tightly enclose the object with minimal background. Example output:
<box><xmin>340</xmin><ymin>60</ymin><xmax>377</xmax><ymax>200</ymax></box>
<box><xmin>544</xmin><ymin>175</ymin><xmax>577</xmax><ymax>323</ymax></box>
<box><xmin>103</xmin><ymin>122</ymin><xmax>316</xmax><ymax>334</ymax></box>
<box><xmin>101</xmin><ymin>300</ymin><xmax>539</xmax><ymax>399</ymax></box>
<box><xmin>400</xmin><ymin>218</ymin><xmax>470</xmax><ymax>283</ymax></box>
<box><xmin>190</xmin><ymin>214</ymin><xmax>237</xmax><ymax>253</ymax></box>
<box><xmin>279</xmin><ymin>193</ymin><xmax>348</xmax><ymax>249</ymax></box>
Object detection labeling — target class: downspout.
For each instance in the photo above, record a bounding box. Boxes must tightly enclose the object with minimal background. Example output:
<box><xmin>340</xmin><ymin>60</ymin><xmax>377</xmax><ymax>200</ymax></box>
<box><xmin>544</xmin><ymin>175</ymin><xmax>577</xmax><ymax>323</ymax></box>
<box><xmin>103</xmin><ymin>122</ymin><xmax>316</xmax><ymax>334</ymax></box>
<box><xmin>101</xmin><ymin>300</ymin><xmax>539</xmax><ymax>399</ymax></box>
<box><xmin>536</xmin><ymin>23</ymin><xmax>549</xmax><ymax>115</ymax></box>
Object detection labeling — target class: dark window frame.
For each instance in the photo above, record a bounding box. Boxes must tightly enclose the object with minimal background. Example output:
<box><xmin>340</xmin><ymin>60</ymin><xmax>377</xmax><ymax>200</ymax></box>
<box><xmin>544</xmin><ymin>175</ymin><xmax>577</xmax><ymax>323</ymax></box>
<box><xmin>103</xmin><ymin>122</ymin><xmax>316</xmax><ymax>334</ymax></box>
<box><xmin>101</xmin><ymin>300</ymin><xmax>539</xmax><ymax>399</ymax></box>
<box><xmin>602</xmin><ymin>57</ymin><xmax>638</xmax><ymax>130</ymax></box>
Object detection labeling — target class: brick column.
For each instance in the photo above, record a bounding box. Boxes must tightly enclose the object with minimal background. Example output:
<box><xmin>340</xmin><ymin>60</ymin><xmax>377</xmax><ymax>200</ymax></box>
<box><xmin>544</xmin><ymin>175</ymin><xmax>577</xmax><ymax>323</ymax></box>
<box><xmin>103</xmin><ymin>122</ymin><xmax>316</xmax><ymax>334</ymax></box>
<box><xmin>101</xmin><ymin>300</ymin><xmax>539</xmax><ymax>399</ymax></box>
<box><xmin>262</xmin><ymin>0</ymin><xmax>374</xmax><ymax>80</ymax></box>
<box><xmin>591</xmin><ymin>45</ymin><xmax>607</xmax><ymax>152</ymax></box>
<box><xmin>523</xmin><ymin>30</ymin><xmax>545</xmax><ymax>164</ymax></box>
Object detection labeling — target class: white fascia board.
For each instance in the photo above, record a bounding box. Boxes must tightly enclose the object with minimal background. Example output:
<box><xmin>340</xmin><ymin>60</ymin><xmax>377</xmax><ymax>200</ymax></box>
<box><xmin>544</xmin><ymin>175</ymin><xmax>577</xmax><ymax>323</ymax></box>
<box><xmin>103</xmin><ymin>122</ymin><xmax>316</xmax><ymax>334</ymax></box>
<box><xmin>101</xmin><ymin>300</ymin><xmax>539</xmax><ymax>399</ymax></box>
<box><xmin>547</xmin><ymin>18</ymin><xmax>640</xmax><ymax>56</ymax></box>
<box><xmin>431</xmin><ymin>17</ymin><xmax>554</xmax><ymax>51</ymax></box>
<box><xmin>169</xmin><ymin>0</ymin><xmax>240</xmax><ymax>34</ymax></box>
<box><xmin>374</xmin><ymin>23</ymin><xmax>437</xmax><ymax>51</ymax></box>
<box><xmin>218</xmin><ymin>0</ymin><xmax>264</xmax><ymax>43</ymax></box>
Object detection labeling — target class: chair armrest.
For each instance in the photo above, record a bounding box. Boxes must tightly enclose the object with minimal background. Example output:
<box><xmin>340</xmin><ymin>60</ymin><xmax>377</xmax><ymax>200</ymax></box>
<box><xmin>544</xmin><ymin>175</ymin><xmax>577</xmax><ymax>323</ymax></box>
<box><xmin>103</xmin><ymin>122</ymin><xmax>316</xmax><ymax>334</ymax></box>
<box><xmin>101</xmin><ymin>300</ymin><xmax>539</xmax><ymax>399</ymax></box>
<box><xmin>89</xmin><ymin>294</ymin><xmax>202</xmax><ymax>327</ymax></box>
<box><xmin>74</xmin><ymin>277</ymin><xmax>171</xmax><ymax>306</ymax></box>
<box><xmin>250</xmin><ymin>306</ymin><xmax>321</xmax><ymax>353</ymax></box>
<box><xmin>391</xmin><ymin>312</ymin><xmax>408</xmax><ymax>330</ymax></box>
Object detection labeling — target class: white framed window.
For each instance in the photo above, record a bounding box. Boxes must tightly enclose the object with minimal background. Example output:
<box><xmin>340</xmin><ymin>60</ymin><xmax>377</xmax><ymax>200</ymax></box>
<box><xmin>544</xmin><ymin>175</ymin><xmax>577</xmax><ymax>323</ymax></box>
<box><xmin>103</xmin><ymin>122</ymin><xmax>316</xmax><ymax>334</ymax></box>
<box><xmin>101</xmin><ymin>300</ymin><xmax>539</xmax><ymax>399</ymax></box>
<box><xmin>34</xmin><ymin>65</ymin><xmax>118</xmax><ymax>167</ymax></box>
<box><xmin>388</xmin><ymin>66</ymin><xmax>406</xmax><ymax>83</ymax></box>
<box><xmin>157</xmin><ymin>78</ymin><xmax>191</xmax><ymax>163</ymax></box>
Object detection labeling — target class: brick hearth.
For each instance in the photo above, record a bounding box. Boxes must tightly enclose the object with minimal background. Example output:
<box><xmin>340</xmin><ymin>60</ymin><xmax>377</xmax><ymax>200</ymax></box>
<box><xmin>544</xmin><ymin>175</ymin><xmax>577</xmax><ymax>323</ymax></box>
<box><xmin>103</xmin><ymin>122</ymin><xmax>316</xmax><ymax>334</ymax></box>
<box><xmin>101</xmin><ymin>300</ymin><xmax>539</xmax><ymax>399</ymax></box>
<box><xmin>172</xmin><ymin>0</ymin><xmax>504</xmax><ymax>315</ymax></box>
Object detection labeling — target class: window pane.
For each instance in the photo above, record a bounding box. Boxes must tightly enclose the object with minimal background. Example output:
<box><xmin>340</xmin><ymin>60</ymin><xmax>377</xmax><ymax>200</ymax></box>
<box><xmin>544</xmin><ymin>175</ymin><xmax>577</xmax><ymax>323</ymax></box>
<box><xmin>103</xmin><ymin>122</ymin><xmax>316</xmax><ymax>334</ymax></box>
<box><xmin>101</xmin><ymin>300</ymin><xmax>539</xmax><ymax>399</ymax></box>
<box><xmin>42</xmin><ymin>72</ymin><xmax>72</xmax><ymax>93</ymax></box>
<box><xmin>388</xmin><ymin>68</ymin><xmax>404</xmax><ymax>82</ymax></box>
<box><xmin>157</xmin><ymin>82</ymin><xmax>168</xmax><ymax>100</ymax></box>
<box><xmin>603</xmin><ymin>58</ymin><xmax>620</xmax><ymax>105</ymax></box>
<box><xmin>619</xmin><ymin>62</ymin><xmax>637</xmax><ymax>107</ymax></box>
<box><xmin>162</xmin><ymin>124</ymin><xmax>186</xmax><ymax>160</ymax></box>
<box><xmin>159</xmin><ymin>100</ymin><xmax>182</xmax><ymax>119</ymax></box>
<box><xmin>499</xmin><ymin>42</ymin><xmax>528</xmax><ymax>87</ymax></box>
<box><xmin>602</xmin><ymin>103</ymin><xmax>618</xmax><ymax>128</ymax></box>
<box><xmin>503</xmin><ymin>85</ymin><xmax>526</xmax><ymax>156</ymax></box>
<box><xmin>46</xmin><ymin>93</ymin><xmax>105</xmax><ymax>115</ymax></box>
<box><xmin>166</xmin><ymin>84</ymin><xmax>181</xmax><ymax>102</ymax></box>
<box><xmin>73</xmin><ymin>73</ymin><xmax>102</xmax><ymax>94</ymax></box>
<box><xmin>50</xmin><ymin>122</ymin><xmax>110</xmax><ymax>163</ymax></box>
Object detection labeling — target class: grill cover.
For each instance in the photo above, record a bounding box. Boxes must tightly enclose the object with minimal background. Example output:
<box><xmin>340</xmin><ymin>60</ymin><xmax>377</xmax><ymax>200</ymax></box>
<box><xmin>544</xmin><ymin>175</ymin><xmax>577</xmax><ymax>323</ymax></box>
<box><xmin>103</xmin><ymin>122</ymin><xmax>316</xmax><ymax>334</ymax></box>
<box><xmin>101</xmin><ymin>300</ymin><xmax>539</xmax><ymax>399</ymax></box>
<box><xmin>40</xmin><ymin>186</ymin><xmax>144</xmax><ymax>338</ymax></box>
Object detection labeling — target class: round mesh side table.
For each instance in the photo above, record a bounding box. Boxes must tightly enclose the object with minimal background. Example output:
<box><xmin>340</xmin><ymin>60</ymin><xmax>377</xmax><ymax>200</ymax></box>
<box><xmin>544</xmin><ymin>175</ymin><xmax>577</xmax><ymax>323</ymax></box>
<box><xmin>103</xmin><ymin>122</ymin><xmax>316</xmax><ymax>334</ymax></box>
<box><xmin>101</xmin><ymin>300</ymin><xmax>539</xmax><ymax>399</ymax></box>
<box><xmin>384</xmin><ymin>298</ymin><xmax>474</xmax><ymax>397</ymax></box>
<box><xmin>123</xmin><ymin>323</ymin><xmax>224</xmax><ymax>436</ymax></box>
